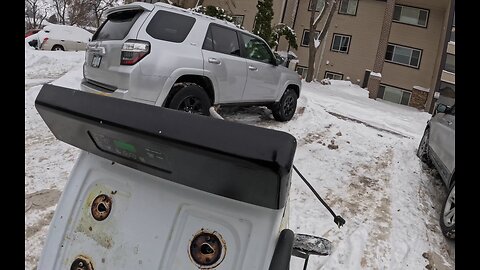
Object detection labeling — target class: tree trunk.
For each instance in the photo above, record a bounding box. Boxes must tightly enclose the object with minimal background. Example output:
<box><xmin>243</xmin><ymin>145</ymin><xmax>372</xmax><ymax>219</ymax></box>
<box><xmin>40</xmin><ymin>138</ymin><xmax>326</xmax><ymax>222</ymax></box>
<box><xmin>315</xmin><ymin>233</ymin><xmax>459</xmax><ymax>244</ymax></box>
<box><xmin>306</xmin><ymin>45</ymin><xmax>317</xmax><ymax>82</ymax></box>
<box><xmin>306</xmin><ymin>0</ymin><xmax>338</xmax><ymax>82</ymax></box>
<box><xmin>305</xmin><ymin>0</ymin><xmax>319</xmax><ymax>82</ymax></box>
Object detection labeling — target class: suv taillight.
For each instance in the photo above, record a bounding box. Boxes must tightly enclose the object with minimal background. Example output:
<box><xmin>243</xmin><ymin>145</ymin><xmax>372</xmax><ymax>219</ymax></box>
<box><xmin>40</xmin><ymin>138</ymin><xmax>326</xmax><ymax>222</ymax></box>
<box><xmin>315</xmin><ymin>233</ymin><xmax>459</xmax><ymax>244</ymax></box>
<box><xmin>40</xmin><ymin>37</ymin><xmax>48</xmax><ymax>48</ymax></box>
<box><xmin>121</xmin><ymin>40</ymin><xmax>150</xmax><ymax>65</ymax></box>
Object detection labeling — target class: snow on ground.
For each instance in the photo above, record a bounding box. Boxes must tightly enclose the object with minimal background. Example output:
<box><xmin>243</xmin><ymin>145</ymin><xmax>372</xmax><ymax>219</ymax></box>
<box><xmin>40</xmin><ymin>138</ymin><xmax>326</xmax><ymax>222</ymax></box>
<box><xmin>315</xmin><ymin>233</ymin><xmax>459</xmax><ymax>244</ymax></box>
<box><xmin>25</xmin><ymin>49</ymin><xmax>454</xmax><ymax>269</ymax></box>
<box><xmin>24</xmin><ymin>47</ymin><xmax>85</xmax><ymax>90</ymax></box>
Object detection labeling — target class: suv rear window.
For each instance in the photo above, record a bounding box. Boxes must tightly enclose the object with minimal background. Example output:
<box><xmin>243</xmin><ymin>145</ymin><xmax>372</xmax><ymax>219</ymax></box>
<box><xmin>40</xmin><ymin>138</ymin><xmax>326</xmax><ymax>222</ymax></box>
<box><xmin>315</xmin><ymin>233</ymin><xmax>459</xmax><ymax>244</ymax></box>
<box><xmin>93</xmin><ymin>10</ymin><xmax>142</xmax><ymax>41</ymax></box>
<box><xmin>146</xmin><ymin>10</ymin><xmax>195</xmax><ymax>43</ymax></box>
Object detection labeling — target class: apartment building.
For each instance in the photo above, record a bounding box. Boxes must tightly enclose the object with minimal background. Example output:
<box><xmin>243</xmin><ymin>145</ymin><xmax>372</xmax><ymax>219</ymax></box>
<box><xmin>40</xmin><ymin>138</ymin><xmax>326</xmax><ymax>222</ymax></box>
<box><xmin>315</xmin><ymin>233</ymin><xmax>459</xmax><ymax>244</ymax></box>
<box><xmin>436</xmin><ymin>11</ymin><xmax>455</xmax><ymax>107</ymax></box>
<box><xmin>122</xmin><ymin>0</ymin><xmax>454</xmax><ymax>111</ymax></box>
<box><xmin>276</xmin><ymin>0</ymin><xmax>454</xmax><ymax>111</ymax></box>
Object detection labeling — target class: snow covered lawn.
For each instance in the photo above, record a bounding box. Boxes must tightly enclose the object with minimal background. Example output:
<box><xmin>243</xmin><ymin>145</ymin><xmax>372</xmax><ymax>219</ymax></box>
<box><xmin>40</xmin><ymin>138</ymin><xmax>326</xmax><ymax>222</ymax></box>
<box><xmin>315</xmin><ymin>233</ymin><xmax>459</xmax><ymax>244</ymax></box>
<box><xmin>25</xmin><ymin>48</ymin><xmax>454</xmax><ymax>269</ymax></box>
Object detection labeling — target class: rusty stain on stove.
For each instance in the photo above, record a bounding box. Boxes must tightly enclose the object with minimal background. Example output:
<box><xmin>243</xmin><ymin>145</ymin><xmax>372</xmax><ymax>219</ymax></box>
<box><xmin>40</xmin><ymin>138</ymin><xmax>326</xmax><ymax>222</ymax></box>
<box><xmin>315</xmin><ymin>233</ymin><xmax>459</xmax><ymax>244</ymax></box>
<box><xmin>91</xmin><ymin>194</ymin><xmax>112</xmax><ymax>221</ymax></box>
<box><xmin>70</xmin><ymin>255</ymin><xmax>94</xmax><ymax>270</ymax></box>
<box><xmin>188</xmin><ymin>228</ymin><xmax>227</xmax><ymax>269</ymax></box>
<box><xmin>75</xmin><ymin>185</ymin><xmax>116</xmax><ymax>249</ymax></box>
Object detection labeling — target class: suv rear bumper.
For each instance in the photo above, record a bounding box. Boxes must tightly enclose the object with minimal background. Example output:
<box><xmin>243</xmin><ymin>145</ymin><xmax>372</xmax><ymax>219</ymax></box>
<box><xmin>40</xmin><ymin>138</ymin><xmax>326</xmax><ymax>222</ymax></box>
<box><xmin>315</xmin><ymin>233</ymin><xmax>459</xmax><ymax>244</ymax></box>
<box><xmin>80</xmin><ymin>79</ymin><xmax>156</xmax><ymax>106</ymax></box>
<box><xmin>80</xmin><ymin>78</ymin><xmax>127</xmax><ymax>99</ymax></box>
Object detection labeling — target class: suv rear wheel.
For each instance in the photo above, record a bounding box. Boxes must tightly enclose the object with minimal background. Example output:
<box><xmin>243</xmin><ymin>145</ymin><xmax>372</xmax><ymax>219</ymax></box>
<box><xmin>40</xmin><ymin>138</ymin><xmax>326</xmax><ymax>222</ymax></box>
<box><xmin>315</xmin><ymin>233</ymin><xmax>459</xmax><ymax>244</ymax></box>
<box><xmin>168</xmin><ymin>84</ymin><xmax>211</xmax><ymax>116</ymax></box>
<box><xmin>440</xmin><ymin>184</ymin><xmax>455</xmax><ymax>239</ymax></box>
<box><xmin>272</xmin><ymin>89</ymin><xmax>297</xmax><ymax>122</ymax></box>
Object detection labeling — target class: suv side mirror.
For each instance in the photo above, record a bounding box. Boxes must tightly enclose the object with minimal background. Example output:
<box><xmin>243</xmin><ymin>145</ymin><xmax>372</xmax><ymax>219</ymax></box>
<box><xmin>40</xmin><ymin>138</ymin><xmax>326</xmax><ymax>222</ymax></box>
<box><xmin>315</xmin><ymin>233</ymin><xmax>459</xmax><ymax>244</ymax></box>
<box><xmin>436</xmin><ymin>103</ymin><xmax>448</xmax><ymax>114</ymax></box>
<box><xmin>273</xmin><ymin>52</ymin><xmax>284</xmax><ymax>66</ymax></box>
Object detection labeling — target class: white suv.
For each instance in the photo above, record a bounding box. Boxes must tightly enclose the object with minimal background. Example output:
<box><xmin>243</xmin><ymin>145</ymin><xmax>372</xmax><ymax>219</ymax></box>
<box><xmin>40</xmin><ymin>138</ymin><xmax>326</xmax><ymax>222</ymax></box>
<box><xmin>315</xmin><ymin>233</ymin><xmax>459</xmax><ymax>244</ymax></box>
<box><xmin>81</xmin><ymin>2</ymin><xmax>302</xmax><ymax>121</ymax></box>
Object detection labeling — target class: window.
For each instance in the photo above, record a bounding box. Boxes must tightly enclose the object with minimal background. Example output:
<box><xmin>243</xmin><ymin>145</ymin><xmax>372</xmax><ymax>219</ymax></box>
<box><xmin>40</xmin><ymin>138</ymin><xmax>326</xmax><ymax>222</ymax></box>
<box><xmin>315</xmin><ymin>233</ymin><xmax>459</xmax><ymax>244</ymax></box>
<box><xmin>93</xmin><ymin>10</ymin><xmax>142</xmax><ymax>41</ymax></box>
<box><xmin>203</xmin><ymin>24</ymin><xmax>241</xmax><ymax>56</ymax></box>
<box><xmin>331</xmin><ymin>34</ymin><xmax>351</xmax><ymax>53</ymax></box>
<box><xmin>378</xmin><ymin>84</ymin><xmax>411</xmax><ymax>105</ymax></box>
<box><xmin>146</xmin><ymin>10</ymin><xmax>196</xmax><ymax>43</ymax></box>
<box><xmin>231</xmin><ymin>15</ymin><xmax>244</xmax><ymax>27</ymax></box>
<box><xmin>240</xmin><ymin>33</ymin><xmax>274</xmax><ymax>64</ymax></box>
<box><xmin>296</xmin><ymin>66</ymin><xmax>308</xmax><ymax>78</ymax></box>
<box><xmin>339</xmin><ymin>0</ymin><xmax>358</xmax><ymax>16</ymax></box>
<box><xmin>385</xmin><ymin>44</ymin><xmax>422</xmax><ymax>68</ymax></box>
<box><xmin>325</xmin><ymin>71</ymin><xmax>343</xmax><ymax>80</ymax></box>
<box><xmin>309</xmin><ymin>0</ymin><xmax>325</xmax><ymax>11</ymax></box>
<box><xmin>393</xmin><ymin>5</ymin><xmax>429</xmax><ymax>27</ymax></box>
<box><xmin>444</xmin><ymin>54</ymin><xmax>455</xmax><ymax>73</ymax></box>
<box><xmin>301</xmin><ymin>30</ymin><xmax>320</xmax><ymax>47</ymax></box>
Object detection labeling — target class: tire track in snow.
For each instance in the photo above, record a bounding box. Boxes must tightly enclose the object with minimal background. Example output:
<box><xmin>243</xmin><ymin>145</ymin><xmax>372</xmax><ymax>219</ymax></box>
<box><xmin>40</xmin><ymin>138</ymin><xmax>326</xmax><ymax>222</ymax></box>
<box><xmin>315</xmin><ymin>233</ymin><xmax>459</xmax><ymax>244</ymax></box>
<box><xmin>320</xmin><ymin>147</ymin><xmax>394</xmax><ymax>269</ymax></box>
<box><xmin>348</xmin><ymin>148</ymin><xmax>394</xmax><ymax>269</ymax></box>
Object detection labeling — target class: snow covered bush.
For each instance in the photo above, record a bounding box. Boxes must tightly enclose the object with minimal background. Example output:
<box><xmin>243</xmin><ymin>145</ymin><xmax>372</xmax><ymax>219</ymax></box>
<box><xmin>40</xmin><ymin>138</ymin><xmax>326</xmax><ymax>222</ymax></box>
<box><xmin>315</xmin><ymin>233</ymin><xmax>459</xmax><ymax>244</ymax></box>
<box><xmin>191</xmin><ymin>5</ymin><xmax>234</xmax><ymax>23</ymax></box>
<box><xmin>273</xmin><ymin>23</ymin><xmax>298</xmax><ymax>50</ymax></box>
<box><xmin>320</xmin><ymin>79</ymin><xmax>331</xmax><ymax>85</ymax></box>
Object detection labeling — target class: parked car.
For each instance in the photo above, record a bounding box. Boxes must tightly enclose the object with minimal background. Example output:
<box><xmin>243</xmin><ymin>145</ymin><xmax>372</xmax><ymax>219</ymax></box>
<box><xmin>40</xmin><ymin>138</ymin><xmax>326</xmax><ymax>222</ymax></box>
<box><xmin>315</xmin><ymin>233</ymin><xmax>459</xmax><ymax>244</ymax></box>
<box><xmin>25</xmin><ymin>32</ymin><xmax>40</xmax><ymax>48</ymax></box>
<box><xmin>25</xmin><ymin>28</ymin><xmax>41</xmax><ymax>38</ymax></box>
<box><xmin>35</xmin><ymin>24</ymin><xmax>92</xmax><ymax>51</ymax></box>
<box><xmin>80</xmin><ymin>2</ymin><xmax>302</xmax><ymax>121</ymax></box>
<box><xmin>417</xmin><ymin>103</ymin><xmax>455</xmax><ymax>239</ymax></box>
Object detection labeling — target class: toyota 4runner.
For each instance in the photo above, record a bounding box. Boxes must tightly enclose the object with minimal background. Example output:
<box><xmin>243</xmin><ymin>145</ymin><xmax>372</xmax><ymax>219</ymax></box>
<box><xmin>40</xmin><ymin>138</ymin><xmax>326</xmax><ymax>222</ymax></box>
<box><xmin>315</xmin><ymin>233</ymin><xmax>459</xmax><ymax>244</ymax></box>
<box><xmin>81</xmin><ymin>2</ymin><xmax>302</xmax><ymax>121</ymax></box>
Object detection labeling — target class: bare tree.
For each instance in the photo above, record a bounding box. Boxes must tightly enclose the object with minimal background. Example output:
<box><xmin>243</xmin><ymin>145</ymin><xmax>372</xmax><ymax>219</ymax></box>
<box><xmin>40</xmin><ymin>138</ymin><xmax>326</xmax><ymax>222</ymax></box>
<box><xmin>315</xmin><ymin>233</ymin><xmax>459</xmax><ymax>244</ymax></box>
<box><xmin>90</xmin><ymin>0</ymin><xmax>116</xmax><ymax>27</ymax></box>
<box><xmin>52</xmin><ymin>0</ymin><xmax>70</xmax><ymax>25</ymax></box>
<box><xmin>305</xmin><ymin>0</ymin><xmax>338</xmax><ymax>82</ymax></box>
<box><xmin>68</xmin><ymin>0</ymin><xmax>93</xmax><ymax>26</ymax></box>
<box><xmin>25</xmin><ymin>0</ymin><xmax>49</xmax><ymax>29</ymax></box>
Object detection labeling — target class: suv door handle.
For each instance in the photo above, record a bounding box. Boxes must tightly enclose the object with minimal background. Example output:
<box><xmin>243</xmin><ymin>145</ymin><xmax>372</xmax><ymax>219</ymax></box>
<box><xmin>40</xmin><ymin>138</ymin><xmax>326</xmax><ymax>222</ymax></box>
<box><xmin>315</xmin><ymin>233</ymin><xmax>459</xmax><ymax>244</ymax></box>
<box><xmin>446</xmin><ymin>120</ymin><xmax>453</xmax><ymax>125</ymax></box>
<box><xmin>208</xmin><ymin>58</ymin><xmax>221</xmax><ymax>64</ymax></box>
<box><xmin>248</xmin><ymin>65</ymin><xmax>258</xmax><ymax>71</ymax></box>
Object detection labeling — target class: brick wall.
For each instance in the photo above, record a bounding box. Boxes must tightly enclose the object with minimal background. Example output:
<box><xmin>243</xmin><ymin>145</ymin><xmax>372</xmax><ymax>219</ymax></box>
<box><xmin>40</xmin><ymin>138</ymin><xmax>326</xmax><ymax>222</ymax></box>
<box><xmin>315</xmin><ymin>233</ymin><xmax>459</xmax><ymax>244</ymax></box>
<box><xmin>410</xmin><ymin>89</ymin><xmax>428</xmax><ymax>110</ymax></box>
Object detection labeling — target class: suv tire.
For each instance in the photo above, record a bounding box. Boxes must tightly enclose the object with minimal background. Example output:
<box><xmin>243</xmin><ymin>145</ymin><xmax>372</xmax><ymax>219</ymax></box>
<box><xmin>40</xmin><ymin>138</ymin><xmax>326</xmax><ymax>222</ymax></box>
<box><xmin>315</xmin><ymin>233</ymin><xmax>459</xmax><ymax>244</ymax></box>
<box><xmin>440</xmin><ymin>184</ymin><xmax>455</xmax><ymax>239</ymax></box>
<box><xmin>272</xmin><ymin>89</ymin><xmax>297</xmax><ymax>122</ymax></box>
<box><xmin>417</xmin><ymin>127</ymin><xmax>432</xmax><ymax>167</ymax></box>
<box><xmin>168</xmin><ymin>84</ymin><xmax>211</xmax><ymax>116</ymax></box>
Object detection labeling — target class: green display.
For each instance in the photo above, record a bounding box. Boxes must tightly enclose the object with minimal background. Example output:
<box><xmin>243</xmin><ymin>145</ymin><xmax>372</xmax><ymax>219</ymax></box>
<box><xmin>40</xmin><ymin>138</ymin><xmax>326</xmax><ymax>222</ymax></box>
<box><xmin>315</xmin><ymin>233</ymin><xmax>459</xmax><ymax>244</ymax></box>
<box><xmin>114</xmin><ymin>140</ymin><xmax>136</xmax><ymax>153</ymax></box>
<box><xmin>90</xmin><ymin>131</ymin><xmax>171</xmax><ymax>172</ymax></box>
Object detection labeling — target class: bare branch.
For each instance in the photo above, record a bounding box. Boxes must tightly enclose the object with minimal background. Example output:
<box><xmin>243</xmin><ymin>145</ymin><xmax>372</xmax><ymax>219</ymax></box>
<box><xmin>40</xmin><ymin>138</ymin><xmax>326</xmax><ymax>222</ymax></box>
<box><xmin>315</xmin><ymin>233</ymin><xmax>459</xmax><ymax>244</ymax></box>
<box><xmin>316</xmin><ymin>0</ymin><xmax>338</xmax><ymax>51</ymax></box>
<box><xmin>52</xmin><ymin>0</ymin><xmax>70</xmax><ymax>25</ymax></box>
<box><xmin>91</xmin><ymin>0</ymin><xmax>117</xmax><ymax>27</ymax></box>
<box><xmin>25</xmin><ymin>0</ymin><xmax>49</xmax><ymax>29</ymax></box>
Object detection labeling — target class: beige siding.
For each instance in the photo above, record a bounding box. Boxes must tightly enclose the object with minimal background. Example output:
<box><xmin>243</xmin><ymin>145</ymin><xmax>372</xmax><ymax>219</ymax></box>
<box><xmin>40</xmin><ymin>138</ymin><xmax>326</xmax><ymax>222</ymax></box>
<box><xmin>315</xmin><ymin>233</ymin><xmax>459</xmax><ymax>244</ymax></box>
<box><xmin>383</xmin><ymin>2</ymin><xmax>446</xmax><ymax>91</ymax></box>
<box><xmin>276</xmin><ymin>0</ymin><xmax>311</xmax><ymax>63</ymax></box>
<box><xmin>317</xmin><ymin>0</ymin><xmax>385</xmax><ymax>83</ymax></box>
